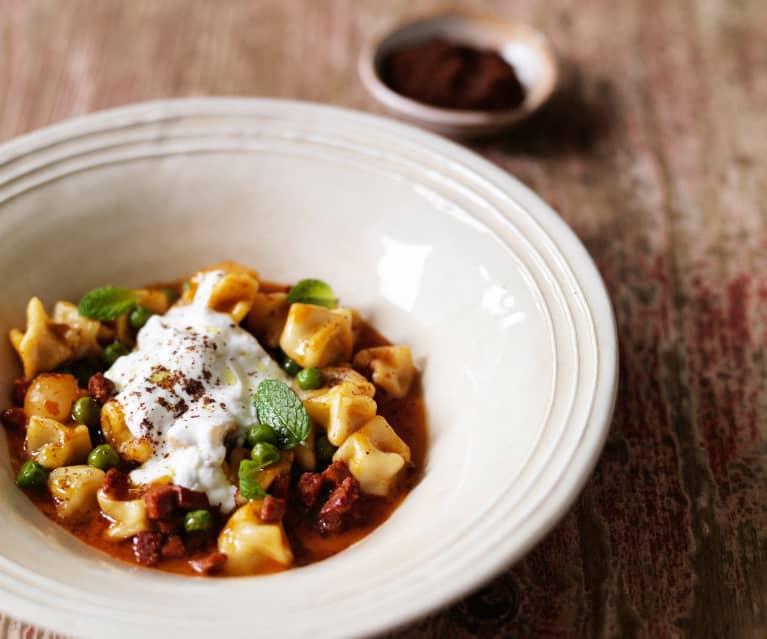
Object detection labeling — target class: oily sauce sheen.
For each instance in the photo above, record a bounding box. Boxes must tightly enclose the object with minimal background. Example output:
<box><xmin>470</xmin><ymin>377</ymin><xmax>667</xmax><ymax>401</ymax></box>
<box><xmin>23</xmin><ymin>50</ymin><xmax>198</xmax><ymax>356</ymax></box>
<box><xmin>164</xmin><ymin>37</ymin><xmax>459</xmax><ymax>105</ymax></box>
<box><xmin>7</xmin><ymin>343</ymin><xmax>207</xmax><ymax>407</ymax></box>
<box><xmin>288</xmin><ymin>321</ymin><xmax>427</xmax><ymax>566</ymax></box>
<box><xmin>5</xmin><ymin>314</ymin><xmax>426</xmax><ymax>576</ymax></box>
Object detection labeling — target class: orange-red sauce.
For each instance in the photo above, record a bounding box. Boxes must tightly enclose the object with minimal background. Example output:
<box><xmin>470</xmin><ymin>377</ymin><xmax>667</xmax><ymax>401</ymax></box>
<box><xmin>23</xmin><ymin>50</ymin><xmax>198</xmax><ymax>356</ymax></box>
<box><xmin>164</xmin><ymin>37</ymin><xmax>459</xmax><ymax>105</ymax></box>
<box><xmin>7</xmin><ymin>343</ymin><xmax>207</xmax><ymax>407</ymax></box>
<box><xmin>4</xmin><ymin>314</ymin><xmax>426</xmax><ymax>576</ymax></box>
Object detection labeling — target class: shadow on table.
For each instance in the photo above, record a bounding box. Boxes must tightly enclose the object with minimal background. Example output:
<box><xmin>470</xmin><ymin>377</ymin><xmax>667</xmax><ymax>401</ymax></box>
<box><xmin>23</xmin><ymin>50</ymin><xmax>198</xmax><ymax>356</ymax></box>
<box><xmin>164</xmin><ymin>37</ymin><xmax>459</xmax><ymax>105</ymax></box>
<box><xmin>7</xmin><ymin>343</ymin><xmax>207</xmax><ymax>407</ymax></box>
<box><xmin>479</xmin><ymin>62</ymin><xmax>615</xmax><ymax>156</ymax></box>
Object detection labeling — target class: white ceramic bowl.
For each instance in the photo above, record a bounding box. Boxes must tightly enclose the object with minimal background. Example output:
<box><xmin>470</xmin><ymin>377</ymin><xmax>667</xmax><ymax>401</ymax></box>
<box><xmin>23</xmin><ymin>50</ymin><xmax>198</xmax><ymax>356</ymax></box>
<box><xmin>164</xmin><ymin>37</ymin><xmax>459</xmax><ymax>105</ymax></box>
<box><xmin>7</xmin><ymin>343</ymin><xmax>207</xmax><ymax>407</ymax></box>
<box><xmin>358</xmin><ymin>12</ymin><xmax>559</xmax><ymax>137</ymax></box>
<box><xmin>0</xmin><ymin>99</ymin><xmax>616</xmax><ymax>638</ymax></box>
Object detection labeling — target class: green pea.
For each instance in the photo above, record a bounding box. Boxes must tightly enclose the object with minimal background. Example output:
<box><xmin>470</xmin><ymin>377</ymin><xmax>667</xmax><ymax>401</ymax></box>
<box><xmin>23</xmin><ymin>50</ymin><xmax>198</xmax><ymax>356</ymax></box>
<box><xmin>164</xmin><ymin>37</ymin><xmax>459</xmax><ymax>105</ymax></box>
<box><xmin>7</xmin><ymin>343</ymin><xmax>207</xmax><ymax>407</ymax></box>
<box><xmin>101</xmin><ymin>342</ymin><xmax>130</xmax><ymax>368</ymax></box>
<box><xmin>87</xmin><ymin>444</ymin><xmax>120</xmax><ymax>471</ymax></box>
<box><xmin>281</xmin><ymin>356</ymin><xmax>301</xmax><ymax>377</ymax></box>
<box><xmin>296</xmin><ymin>367</ymin><xmax>323</xmax><ymax>390</ymax></box>
<box><xmin>128</xmin><ymin>305</ymin><xmax>153</xmax><ymax>329</ymax></box>
<box><xmin>315</xmin><ymin>435</ymin><xmax>337</xmax><ymax>463</ymax></box>
<box><xmin>247</xmin><ymin>423</ymin><xmax>277</xmax><ymax>447</ymax></box>
<box><xmin>162</xmin><ymin>287</ymin><xmax>180</xmax><ymax>305</ymax></box>
<box><xmin>251</xmin><ymin>441</ymin><xmax>280</xmax><ymax>468</ymax></box>
<box><xmin>184</xmin><ymin>509</ymin><xmax>213</xmax><ymax>533</ymax></box>
<box><xmin>72</xmin><ymin>396</ymin><xmax>101</xmax><ymax>428</ymax></box>
<box><xmin>16</xmin><ymin>460</ymin><xmax>47</xmax><ymax>489</ymax></box>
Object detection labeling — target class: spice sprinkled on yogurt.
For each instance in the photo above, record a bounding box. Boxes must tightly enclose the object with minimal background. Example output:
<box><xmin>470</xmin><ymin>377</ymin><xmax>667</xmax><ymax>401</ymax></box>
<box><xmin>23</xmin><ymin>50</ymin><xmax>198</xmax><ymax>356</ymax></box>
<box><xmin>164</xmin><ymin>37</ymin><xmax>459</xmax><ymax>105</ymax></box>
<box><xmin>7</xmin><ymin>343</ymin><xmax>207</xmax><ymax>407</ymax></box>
<box><xmin>105</xmin><ymin>271</ymin><xmax>288</xmax><ymax>512</ymax></box>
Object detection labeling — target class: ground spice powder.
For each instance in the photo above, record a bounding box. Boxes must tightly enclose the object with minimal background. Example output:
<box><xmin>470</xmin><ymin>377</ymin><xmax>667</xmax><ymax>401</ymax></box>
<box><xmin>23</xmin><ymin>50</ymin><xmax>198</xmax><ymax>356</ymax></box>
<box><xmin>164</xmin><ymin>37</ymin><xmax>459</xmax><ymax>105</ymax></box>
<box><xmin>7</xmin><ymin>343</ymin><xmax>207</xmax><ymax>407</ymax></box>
<box><xmin>382</xmin><ymin>38</ymin><xmax>525</xmax><ymax>111</ymax></box>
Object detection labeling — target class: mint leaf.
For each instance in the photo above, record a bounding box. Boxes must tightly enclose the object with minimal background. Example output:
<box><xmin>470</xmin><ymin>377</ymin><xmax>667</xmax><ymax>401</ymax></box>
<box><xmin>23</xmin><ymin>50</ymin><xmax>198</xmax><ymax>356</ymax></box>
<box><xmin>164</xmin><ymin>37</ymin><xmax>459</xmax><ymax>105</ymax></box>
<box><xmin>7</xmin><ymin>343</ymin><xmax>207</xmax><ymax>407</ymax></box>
<box><xmin>286</xmin><ymin>278</ymin><xmax>337</xmax><ymax>308</ymax></box>
<box><xmin>238</xmin><ymin>459</ymin><xmax>267</xmax><ymax>500</ymax></box>
<box><xmin>78</xmin><ymin>287</ymin><xmax>139</xmax><ymax>321</ymax></box>
<box><xmin>254</xmin><ymin>379</ymin><xmax>311</xmax><ymax>449</ymax></box>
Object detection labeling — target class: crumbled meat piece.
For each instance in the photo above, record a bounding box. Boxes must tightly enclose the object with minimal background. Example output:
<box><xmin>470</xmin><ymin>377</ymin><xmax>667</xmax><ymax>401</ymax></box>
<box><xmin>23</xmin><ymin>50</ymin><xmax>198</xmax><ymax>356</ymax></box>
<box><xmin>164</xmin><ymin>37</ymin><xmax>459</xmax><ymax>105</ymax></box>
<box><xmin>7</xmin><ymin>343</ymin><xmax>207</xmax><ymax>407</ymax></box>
<box><xmin>297</xmin><ymin>472</ymin><xmax>324</xmax><ymax>508</ymax></box>
<box><xmin>143</xmin><ymin>485</ymin><xmax>178</xmax><ymax>520</ymax></box>
<box><xmin>297</xmin><ymin>461</ymin><xmax>362</xmax><ymax>534</ymax></box>
<box><xmin>102</xmin><ymin>468</ymin><xmax>130</xmax><ymax>500</ymax></box>
<box><xmin>1</xmin><ymin>407</ymin><xmax>26</xmax><ymax>431</ymax></box>
<box><xmin>133</xmin><ymin>531</ymin><xmax>164</xmax><ymax>566</ymax></box>
<box><xmin>260</xmin><ymin>495</ymin><xmax>287</xmax><ymax>523</ymax></box>
<box><xmin>270</xmin><ymin>473</ymin><xmax>291</xmax><ymax>499</ymax></box>
<box><xmin>189</xmin><ymin>551</ymin><xmax>227</xmax><ymax>575</ymax></box>
<box><xmin>174</xmin><ymin>486</ymin><xmax>210</xmax><ymax>510</ymax></box>
<box><xmin>318</xmin><ymin>476</ymin><xmax>360</xmax><ymax>535</ymax></box>
<box><xmin>88</xmin><ymin>373</ymin><xmax>115</xmax><ymax>404</ymax></box>
<box><xmin>142</xmin><ymin>484</ymin><xmax>209</xmax><ymax>520</ymax></box>
<box><xmin>156</xmin><ymin>513</ymin><xmax>185</xmax><ymax>534</ymax></box>
<box><xmin>161</xmin><ymin>534</ymin><xmax>186</xmax><ymax>559</ymax></box>
<box><xmin>321</xmin><ymin>460</ymin><xmax>351</xmax><ymax>484</ymax></box>
<box><xmin>12</xmin><ymin>378</ymin><xmax>30</xmax><ymax>406</ymax></box>
<box><xmin>184</xmin><ymin>532</ymin><xmax>211</xmax><ymax>554</ymax></box>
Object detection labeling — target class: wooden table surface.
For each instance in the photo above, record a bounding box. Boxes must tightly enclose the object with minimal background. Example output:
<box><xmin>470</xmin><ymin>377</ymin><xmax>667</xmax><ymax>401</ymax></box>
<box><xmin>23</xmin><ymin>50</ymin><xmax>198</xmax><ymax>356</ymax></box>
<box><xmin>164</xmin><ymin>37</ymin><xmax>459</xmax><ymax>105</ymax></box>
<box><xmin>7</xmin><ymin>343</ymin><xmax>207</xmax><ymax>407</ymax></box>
<box><xmin>2</xmin><ymin>0</ymin><xmax>766</xmax><ymax>637</ymax></box>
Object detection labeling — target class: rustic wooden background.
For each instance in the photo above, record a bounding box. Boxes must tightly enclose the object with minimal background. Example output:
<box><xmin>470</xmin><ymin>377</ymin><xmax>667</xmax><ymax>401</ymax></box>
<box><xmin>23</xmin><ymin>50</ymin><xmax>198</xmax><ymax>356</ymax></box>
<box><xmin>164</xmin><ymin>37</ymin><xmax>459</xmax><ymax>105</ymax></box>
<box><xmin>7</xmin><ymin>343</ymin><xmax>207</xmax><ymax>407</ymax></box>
<box><xmin>2</xmin><ymin>0</ymin><xmax>766</xmax><ymax>637</ymax></box>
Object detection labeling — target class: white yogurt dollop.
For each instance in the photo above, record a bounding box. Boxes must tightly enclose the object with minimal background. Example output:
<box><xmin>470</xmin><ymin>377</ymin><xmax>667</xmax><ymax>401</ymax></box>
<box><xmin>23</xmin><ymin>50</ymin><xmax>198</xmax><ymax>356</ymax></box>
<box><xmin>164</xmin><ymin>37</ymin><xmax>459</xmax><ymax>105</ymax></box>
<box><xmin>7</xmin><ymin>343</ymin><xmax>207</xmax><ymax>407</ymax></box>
<box><xmin>105</xmin><ymin>270</ymin><xmax>287</xmax><ymax>512</ymax></box>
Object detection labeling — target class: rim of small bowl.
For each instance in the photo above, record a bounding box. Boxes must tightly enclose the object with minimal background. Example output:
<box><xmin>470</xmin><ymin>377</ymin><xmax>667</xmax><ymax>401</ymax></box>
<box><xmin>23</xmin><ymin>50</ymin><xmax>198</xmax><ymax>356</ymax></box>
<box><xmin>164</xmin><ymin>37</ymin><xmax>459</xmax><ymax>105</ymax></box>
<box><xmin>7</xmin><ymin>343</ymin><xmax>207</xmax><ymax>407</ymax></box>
<box><xmin>358</xmin><ymin>11</ymin><xmax>560</xmax><ymax>131</ymax></box>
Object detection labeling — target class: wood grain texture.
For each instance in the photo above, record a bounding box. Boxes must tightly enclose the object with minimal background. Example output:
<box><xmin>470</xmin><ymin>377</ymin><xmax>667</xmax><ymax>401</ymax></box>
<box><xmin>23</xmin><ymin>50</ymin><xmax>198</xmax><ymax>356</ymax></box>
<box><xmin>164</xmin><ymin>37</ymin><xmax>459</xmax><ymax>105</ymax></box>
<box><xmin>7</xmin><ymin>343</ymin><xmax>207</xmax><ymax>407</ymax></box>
<box><xmin>1</xmin><ymin>0</ymin><xmax>766</xmax><ymax>637</ymax></box>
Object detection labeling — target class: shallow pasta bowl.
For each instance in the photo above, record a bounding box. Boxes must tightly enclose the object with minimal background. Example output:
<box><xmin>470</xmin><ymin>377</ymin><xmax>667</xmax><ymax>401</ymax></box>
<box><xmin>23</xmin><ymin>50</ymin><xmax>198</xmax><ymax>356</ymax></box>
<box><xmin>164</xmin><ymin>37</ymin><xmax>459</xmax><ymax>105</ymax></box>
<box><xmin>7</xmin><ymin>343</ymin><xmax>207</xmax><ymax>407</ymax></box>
<box><xmin>0</xmin><ymin>99</ymin><xmax>617</xmax><ymax>638</ymax></box>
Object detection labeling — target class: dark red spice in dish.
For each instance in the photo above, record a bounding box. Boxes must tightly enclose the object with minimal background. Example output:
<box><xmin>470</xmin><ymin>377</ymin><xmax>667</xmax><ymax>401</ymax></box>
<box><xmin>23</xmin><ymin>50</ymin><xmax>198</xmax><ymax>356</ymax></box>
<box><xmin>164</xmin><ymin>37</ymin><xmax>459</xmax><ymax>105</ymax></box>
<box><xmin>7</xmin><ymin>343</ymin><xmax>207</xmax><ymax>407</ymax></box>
<box><xmin>382</xmin><ymin>38</ymin><xmax>525</xmax><ymax>111</ymax></box>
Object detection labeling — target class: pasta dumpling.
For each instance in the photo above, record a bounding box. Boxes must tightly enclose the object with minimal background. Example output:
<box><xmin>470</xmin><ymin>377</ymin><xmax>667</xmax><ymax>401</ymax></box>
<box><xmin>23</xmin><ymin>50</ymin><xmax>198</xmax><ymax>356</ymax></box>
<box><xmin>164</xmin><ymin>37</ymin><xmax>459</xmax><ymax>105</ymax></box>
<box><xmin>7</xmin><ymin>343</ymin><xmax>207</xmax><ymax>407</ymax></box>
<box><xmin>245</xmin><ymin>292</ymin><xmax>290</xmax><ymax>349</ymax></box>
<box><xmin>51</xmin><ymin>301</ymin><xmax>102</xmax><ymax>360</ymax></box>
<box><xmin>9</xmin><ymin>297</ymin><xmax>73</xmax><ymax>378</ymax></box>
<box><xmin>100</xmin><ymin>400</ymin><xmax>152</xmax><ymax>463</ymax></box>
<box><xmin>207</xmin><ymin>261</ymin><xmax>260</xmax><ymax>279</ymax></box>
<box><xmin>319</xmin><ymin>366</ymin><xmax>376</xmax><ymax>397</ymax></box>
<box><xmin>9</xmin><ymin>298</ymin><xmax>111</xmax><ymax>378</ymax></box>
<box><xmin>333</xmin><ymin>416</ymin><xmax>411</xmax><ymax>497</ymax></box>
<box><xmin>136</xmin><ymin>289</ymin><xmax>171</xmax><ymax>315</ymax></box>
<box><xmin>279</xmin><ymin>304</ymin><xmax>353</xmax><ymax>368</ymax></box>
<box><xmin>97</xmin><ymin>489</ymin><xmax>150</xmax><ymax>540</ymax></box>
<box><xmin>303</xmin><ymin>382</ymin><xmax>377</xmax><ymax>446</ymax></box>
<box><xmin>26</xmin><ymin>416</ymin><xmax>92</xmax><ymax>470</ymax></box>
<box><xmin>353</xmin><ymin>345</ymin><xmax>415</xmax><ymax>399</ymax></box>
<box><xmin>207</xmin><ymin>272</ymin><xmax>260</xmax><ymax>323</ymax></box>
<box><xmin>218</xmin><ymin>502</ymin><xmax>293</xmax><ymax>575</ymax></box>
<box><xmin>48</xmin><ymin>465</ymin><xmax>105</xmax><ymax>520</ymax></box>
<box><xmin>181</xmin><ymin>262</ymin><xmax>260</xmax><ymax>307</ymax></box>
<box><xmin>24</xmin><ymin>373</ymin><xmax>80</xmax><ymax>422</ymax></box>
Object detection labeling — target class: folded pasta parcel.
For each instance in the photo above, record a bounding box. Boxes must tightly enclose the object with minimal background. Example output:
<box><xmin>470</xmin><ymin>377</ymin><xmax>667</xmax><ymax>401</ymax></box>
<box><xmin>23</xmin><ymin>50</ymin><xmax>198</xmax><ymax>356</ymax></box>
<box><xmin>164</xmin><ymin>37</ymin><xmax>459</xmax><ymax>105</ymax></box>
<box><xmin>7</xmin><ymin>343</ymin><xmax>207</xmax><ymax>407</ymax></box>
<box><xmin>333</xmin><ymin>416</ymin><xmax>412</xmax><ymax>497</ymax></box>
<box><xmin>280</xmin><ymin>303</ymin><xmax>354</xmax><ymax>368</ymax></box>
<box><xmin>3</xmin><ymin>265</ymin><xmax>425</xmax><ymax>577</ymax></box>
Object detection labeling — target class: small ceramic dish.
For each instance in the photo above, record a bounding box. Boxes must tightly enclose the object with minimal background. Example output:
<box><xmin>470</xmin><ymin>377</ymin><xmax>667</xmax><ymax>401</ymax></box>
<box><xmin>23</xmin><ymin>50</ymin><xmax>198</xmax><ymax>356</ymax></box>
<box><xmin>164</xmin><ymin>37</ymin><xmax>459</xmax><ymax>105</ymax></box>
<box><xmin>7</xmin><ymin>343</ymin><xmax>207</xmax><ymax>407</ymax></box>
<box><xmin>0</xmin><ymin>98</ymin><xmax>615</xmax><ymax>638</ymax></box>
<box><xmin>358</xmin><ymin>12</ymin><xmax>559</xmax><ymax>137</ymax></box>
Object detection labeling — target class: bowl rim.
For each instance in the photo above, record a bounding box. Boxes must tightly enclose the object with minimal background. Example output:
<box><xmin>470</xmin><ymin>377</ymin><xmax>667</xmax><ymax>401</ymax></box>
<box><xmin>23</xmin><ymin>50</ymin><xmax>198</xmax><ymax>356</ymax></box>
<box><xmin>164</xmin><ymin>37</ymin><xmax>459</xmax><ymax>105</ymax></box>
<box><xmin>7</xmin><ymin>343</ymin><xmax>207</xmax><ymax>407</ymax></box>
<box><xmin>357</xmin><ymin>10</ymin><xmax>560</xmax><ymax>128</ymax></box>
<box><xmin>0</xmin><ymin>97</ymin><xmax>617</xmax><ymax>638</ymax></box>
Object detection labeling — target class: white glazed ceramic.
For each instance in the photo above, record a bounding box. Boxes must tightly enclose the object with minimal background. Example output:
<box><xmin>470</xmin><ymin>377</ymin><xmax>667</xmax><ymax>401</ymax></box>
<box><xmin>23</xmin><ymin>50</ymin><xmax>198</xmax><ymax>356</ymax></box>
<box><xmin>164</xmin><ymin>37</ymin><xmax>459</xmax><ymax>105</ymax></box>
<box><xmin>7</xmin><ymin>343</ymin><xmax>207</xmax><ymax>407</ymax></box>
<box><xmin>358</xmin><ymin>12</ymin><xmax>559</xmax><ymax>137</ymax></box>
<box><xmin>0</xmin><ymin>99</ymin><xmax>616</xmax><ymax>638</ymax></box>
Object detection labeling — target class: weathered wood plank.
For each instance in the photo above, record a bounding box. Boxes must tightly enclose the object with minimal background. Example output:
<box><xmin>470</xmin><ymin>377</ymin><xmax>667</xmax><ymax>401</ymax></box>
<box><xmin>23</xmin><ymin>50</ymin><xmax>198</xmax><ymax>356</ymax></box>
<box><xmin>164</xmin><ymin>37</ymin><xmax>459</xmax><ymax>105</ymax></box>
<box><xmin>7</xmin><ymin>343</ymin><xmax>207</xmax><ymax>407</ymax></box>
<box><xmin>1</xmin><ymin>0</ymin><xmax>766</xmax><ymax>637</ymax></box>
